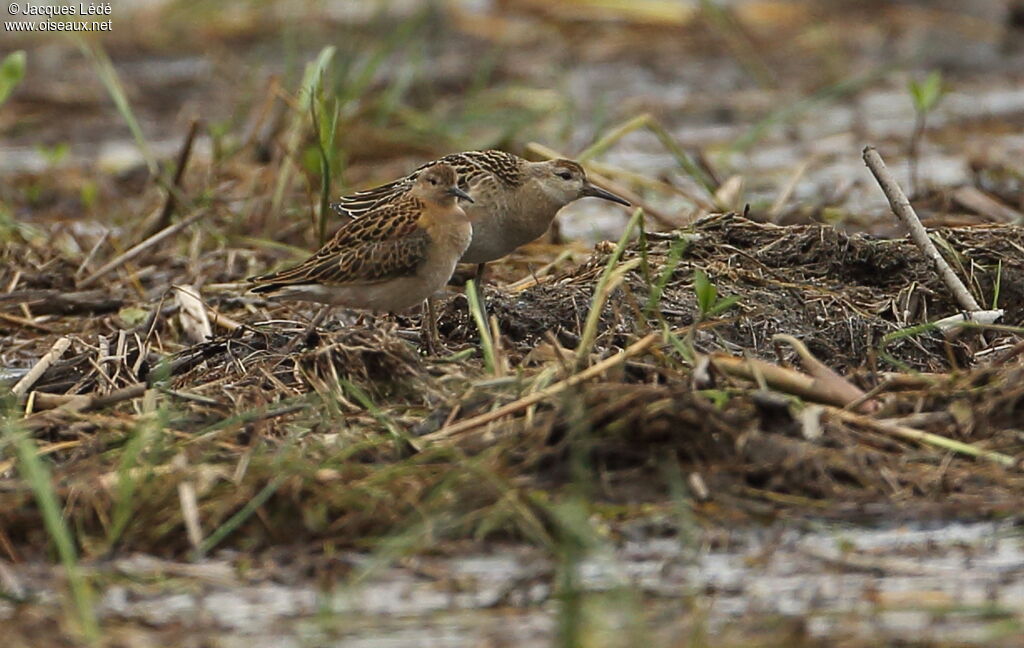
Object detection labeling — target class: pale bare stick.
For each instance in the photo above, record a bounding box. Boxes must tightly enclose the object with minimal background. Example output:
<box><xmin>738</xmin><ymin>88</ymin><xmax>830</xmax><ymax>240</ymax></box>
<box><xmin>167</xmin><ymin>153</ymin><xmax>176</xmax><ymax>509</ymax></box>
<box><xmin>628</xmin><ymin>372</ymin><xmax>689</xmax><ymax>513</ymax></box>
<box><xmin>932</xmin><ymin>309</ymin><xmax>1003</xmax><ymax>332</ymax></box>
<box><xmin>420</xmin><ymin>332</ymin><xmax>659</xmax><ymax>445</ymax></box>
<box><xmin>862</xmin><ymin>146</ymin><xmax>980</xmax><ymax>312</ymax></box>
<box><xmin>12</xmin><ymin>337</ymin><xmax>72</xmax><ymax>397</ymax></box>
<box><xmin>79</xmin><ymin>209</ymin><xmax>207</xmax><ymax>289</ymax></box>
<box><xmin>174</xmin><ymin>285</ymin><xmax>214</xmax><ymax>344</ymax></box>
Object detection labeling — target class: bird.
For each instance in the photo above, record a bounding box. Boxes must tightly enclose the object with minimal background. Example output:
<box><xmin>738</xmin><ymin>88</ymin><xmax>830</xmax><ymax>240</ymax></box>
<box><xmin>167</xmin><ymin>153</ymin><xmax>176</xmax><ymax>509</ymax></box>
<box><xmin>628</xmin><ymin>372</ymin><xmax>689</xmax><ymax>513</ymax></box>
<box><xmin>249</xmin><ymin>163</ymin><xmax>474</xmax><ymax>350</ymax></box>
<box><xmin>331</xmin><ymin>150</ymin><xmax>631</xmax><ymax>281</ymax></box>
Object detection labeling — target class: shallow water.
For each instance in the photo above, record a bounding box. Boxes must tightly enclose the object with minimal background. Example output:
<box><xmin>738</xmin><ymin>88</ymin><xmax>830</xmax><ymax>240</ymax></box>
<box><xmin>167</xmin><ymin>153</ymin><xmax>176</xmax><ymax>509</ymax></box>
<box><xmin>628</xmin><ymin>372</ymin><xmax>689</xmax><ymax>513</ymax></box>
<box><xmin>4</xmin><ymin>520</ymin><xmax>1022</xmax><ymax>645</ymax></box>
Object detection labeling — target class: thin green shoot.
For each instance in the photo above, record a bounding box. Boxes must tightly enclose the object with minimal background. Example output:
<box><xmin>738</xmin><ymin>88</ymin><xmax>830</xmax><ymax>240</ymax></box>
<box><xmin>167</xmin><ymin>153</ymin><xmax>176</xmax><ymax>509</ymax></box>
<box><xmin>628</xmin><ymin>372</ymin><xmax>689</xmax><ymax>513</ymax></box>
<box><xmin>194</xmin><ymin>476</ymin><xmax>284</xmax><ymax>559</ymax></box>
<box><xmin>698</xmin><ymin>0</ymin><xmax>776</xmax><ymax>88</ymax></box>
<box><xmin>662</xmin><ymin>321</ymin><xmax>695</xmax><ymax>365</ymax></box>
<box><xmin>435</xmin><ymin>347</ymin><xmax>476</xmax><ymax>363</ymax></box>
<box><xmin>644</xmin><ymin>238</ymin><xmax>690</xmax><ymax>318</ymax></box>
<box><xmin>577</xmin><ymin>113</ymin><xmax>648</xmax><ymax>163</ymax></box>
<box><xmin>336</xmin><ymin>12</ymin><xmax>427</xmax><ymax>108</ymax></box>
<box><xmin>188</xmin><ymin>396</ymin><xmax>310</xmax><ymax>443</ymax></box>
<box><xmin>644</xmin><ymin>117</ymin><xmax>718</xmax><ymax>195</ymax></box>
<box><xmin>37</xmin><ymin>142</ymin><xmax>70</xmax><ymax>166</ymax></box>
<box><xmin>575</xmin><ymin>208</ymin><xmax>645</xmax><ymax>368</ymax></box>
<box><xmin>576</xmin><ymin>113</ymin><xmax>716</xmax><ymax>196</ymax></box>
<box><xmin>878</xmin><ymin>319</ymin><xmax>1024</xmax><ymax>371</ymax></box>
<box><xmin>930</xmin><ymin>232</ymin><xmax>979</xmax><ymax>304</ymax></box>
<box><xmin>310</xmin><ymin>79</ymin><xmax>340</xmax><ymax>246</ymax></box>
<box><xmin>909</xmin><ymin>70</ymin><xmax>944</xmax><ymax>114</ymax></box>
<box><xmin>992</xmin><ymin>260</ymin><xmax>1003</xmax><ymax>310</ymax></box>
<box><xmin>74</xmin><ymin>38</ymin><xmax>157</xmax><ymax>175</ymax></box>
<box><xmin>730</xmin><ymin>65</ymin><xmax>891</xmax><ymax>154</ymax></box>
<box><xmin>105</xmin><ymin>412</ymin><xmax>160</xmax><ymax>550</ymax></box>
<box><xmin>907</xmin><ymin>70</ymin><xmax>945</xmax><ymax>196</ymax></box>
<box><xmin>0</xmin><ymin>50</ymin><xmax>26</xmax><ymax>108</ymax></box>
<box><xmin>637</xmin><ymin>213</ymin><xmax>651</xmax><ymax>288</ymax></box>
<box><xmin>693</xmin><ymin>269</ymin><xmax>739</xmax><ymax>318</ymax></box>
<box><xmin>271</xmin><ymin>46</ymin><xmax>336</xmax><ymax>220</ymax></box>
<box><xmin>338</xmin><ymin>378</ymin><xmax>409</xmax><ymax>446</ymax></box>
<box><xmin>6</xmin><ymin>418</ymin><xmax>99</xmax><ymax>641</ymax></box>
<box><xmin>466</xmin><ymin>279</ymin><xmax>497</xmax><ymax>375</ymax></box>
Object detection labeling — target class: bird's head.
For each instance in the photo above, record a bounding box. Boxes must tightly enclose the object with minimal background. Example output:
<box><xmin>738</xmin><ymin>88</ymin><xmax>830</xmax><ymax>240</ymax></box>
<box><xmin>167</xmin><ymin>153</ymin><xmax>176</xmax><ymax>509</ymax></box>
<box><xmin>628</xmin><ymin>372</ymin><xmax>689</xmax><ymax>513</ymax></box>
<box><xmin>415</xmin><ymin>163</ymin><xmax>474</xmax><ymax>205</ymax></box>
<box><xmin>528</xmin><ymin>159</ymin><xmax>631</xmax><ymax>208</ymax></box>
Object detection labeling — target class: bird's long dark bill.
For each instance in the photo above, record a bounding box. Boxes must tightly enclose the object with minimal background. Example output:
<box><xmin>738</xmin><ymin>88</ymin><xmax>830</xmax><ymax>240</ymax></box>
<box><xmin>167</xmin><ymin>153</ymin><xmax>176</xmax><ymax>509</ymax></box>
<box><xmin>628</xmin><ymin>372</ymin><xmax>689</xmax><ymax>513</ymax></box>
<box><xmin>581</xmin><ymin>182</ymin><xmax>630</xmax><ymax>206</ymax></box>
<box><xmin>449</xmin><ymin>186</ymin><xmax>475</xmax><ymax>203</ymax></box>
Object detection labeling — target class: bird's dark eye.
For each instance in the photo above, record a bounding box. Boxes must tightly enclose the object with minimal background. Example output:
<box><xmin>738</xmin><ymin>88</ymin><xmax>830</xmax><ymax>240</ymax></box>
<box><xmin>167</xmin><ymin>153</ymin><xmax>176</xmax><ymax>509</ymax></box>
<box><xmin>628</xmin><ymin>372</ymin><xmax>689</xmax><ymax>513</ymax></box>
<box><xmin>557</xmin><ymin>171</ymin><xmax>572</xmax><ymax>180</ymax></box>
<box><xmin>428</xmin><ymin>178</ymin><xmax>438</xmax><ymax>185</ymax></box>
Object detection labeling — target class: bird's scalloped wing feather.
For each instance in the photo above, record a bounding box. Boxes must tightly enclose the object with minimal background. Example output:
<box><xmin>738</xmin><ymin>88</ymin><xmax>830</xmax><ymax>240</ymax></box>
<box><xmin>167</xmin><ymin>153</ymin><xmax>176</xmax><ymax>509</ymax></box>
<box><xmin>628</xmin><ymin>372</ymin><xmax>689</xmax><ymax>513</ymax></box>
<box><xmin>330</xmin><ymin>150</ymin><xmax>523</xmax><ymax>219</ymax></box>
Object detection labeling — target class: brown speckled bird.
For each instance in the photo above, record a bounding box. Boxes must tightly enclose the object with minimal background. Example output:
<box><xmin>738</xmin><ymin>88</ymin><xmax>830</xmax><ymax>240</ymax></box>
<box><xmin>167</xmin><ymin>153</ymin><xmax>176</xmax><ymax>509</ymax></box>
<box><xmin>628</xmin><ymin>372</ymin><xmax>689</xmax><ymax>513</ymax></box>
<box><xmin>331</xmin><ymin>150</ymin><xmax>630</xmax><ymax>278</ymax></box>
<box><xmin>250</xmin><ymin>164</ymin><xmax>473</xmax><ymax>329</ymax></box>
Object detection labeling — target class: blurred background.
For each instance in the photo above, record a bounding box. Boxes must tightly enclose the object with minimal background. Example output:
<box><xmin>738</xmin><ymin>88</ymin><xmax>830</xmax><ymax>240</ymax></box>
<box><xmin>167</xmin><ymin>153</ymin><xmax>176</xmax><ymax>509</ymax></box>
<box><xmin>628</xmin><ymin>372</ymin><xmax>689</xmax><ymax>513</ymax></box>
<box><xmin>3</xmin><ymin>0</ymin><xmax>1023</xmax><ymax>253</ymax></box>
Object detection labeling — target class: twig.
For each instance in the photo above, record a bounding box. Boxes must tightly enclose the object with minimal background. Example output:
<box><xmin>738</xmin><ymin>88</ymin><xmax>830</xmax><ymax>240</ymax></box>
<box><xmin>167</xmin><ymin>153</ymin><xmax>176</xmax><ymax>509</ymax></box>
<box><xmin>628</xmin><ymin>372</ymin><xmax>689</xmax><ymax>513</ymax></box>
<box><xmin>208</xmin><ymin>309</ymin><xmax>243</xmax><ymax>333</ymax></box>
<box><xmin>0</xmin><ymin>289</ymin><xmax>122</xmax><ymax>315</ymax></box>
<box><xmin>862</xmin><ymin>146</ymin><xmax>981</xmax><ymax>312</ymax></box>
<box><xmin>12</xmin><ymin>337</ymin><xmax>71</xmax><ymax>397</ymax></box>
<box><xmin>829</xmin><ymin>407</ymin><xmax>1018</xmax><ymax>469</ymax></box>
<box><xmin>75</xmin><ymin>231</ymin><xmax>109</xmax><ymax>278</ymax></box>
<box><xmin>932</xmin><ymin>310</ymin><xmax>1003</xmax><ymax>332</ymax></box>
<box><xmin>952</xmin><ymin>186</ymin><xmax>1024</xmax><ymax>224</ymax></box>
<box><xmin>281</xmin><ymin>307</ymin><xmax>331</xmax><ymax>354</ymax></box>
<box><xmin>772</xmin><ymin>334</ymin><xmax>877</xmax><ymax>413</ymax></box>
<box><xmin>140</xmin><ymin>118</ymin><xmax>201</xmax><ymax>240</ymax></box>
<box><xmin>711</xmin><ymin>352</ymin><xmax>866</xmax><ymax>410</ymax></box>
<box><xmin>506</xmin><ymin>249</ymin><xmax>576</xmax><ymax>293</ymax></box>
<box><xmin>421</xmin><ymin>332</ymin><xmax>659</xmax><ymax>444</ymax></box>
<box><xmin>0</xmin><ymin>311</ymin><xmax>55</xmax><ymax>332</ymax></box>
<box><xmin>992</xmin><ymin>338</ymin><xmax>1024</xmax><ymax>366</ymax></box>
<box><xmin>768</xmin><ymin>154</ymin><xmax>817</xmax><ymax>220</ymax></box>
<box><xmin>79</xmin><ymin>209</ymin><xmax>206</xmax><ymax>289</ymax></box>
<box><xmin>29</xmin><ymin>382</ymin><xmax>148</xmax><ymax>412</ymax></box>
<box><xmin>173</xmin><ymin>454</ymin><xmax>203</xmax><ymax>551</ymax></box>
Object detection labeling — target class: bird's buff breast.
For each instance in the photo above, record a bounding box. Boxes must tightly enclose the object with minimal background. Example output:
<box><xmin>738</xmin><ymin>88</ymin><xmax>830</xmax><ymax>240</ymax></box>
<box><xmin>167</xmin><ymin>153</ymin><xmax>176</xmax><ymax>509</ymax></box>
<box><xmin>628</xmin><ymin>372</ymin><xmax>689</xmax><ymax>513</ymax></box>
<box><xmin>460</xmin><ymin>199</ymin><xmax>558</xmax><ymax>264</ymax></box>
<box><xmin>276</xmin><ymin>220</ymin><xmax>471</xmax><ymax>313</ymax></box>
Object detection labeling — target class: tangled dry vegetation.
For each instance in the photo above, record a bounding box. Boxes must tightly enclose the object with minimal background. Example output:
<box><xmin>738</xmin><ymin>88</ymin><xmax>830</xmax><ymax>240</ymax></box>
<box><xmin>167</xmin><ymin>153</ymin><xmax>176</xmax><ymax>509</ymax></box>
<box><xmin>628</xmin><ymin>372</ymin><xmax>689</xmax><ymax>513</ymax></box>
<box><xmin>3</xmin><ymin>206</ymin><xmax>1024</xmax><ymax>561</ymax></box>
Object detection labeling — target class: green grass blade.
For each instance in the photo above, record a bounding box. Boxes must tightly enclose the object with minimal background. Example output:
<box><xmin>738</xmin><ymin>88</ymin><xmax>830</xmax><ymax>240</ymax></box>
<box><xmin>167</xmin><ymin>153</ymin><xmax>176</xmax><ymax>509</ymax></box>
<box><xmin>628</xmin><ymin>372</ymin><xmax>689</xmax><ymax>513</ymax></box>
<box><xmin>575</xmin><ymin>208</ymin><xmax>645</xmax><ymax>368</ymax></box>
<box><xmin>0</xmin><ymin>50</ymin><xmax>27</xmax><ymax>108</ymax></box>
<box><xmin>271</xmin><ymin>46</ymin><xmax>336</xmax><ymax>220</ymax></box>
<box><xmin>644</xmin><ymin>238</ymin><xmax>690</xmax><ymax>317</ymax></box>
<box><xmin>195</xmin><ymin>476</ymin><xmax>283</xmax><ymax>559</ymax></box>
<box><xmin>730</xmin><ymin>65</ymin><xmax>891</xmax><ymax>154</ymax></box>
<box><xmin>74</xmin><ymin>38</ymin><xmax>156</xmax><ymax>175</ymax></box>
<box><xmin>466</xmin><ymin>279</ymin><xmax>497</xmax><ymax>374</ymax></box>
<box><xmin>6</xmin><ymin>417</ymin><xmax>99</xmax><ymax>641</ymax></box>
<box><xmin>992</xmin><ymin>259</ymin><xmax>1002</xmax><ymax>310</ymax></box>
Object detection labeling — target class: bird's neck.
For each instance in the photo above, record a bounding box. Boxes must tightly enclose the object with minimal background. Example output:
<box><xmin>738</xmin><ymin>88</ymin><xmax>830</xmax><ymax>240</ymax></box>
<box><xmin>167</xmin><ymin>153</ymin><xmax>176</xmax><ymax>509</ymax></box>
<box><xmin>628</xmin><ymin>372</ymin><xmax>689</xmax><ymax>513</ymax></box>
<box><xmin>511</xmin><ymin>179</ymin><xmax>565</xmax><ymax>222</ymax></box>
